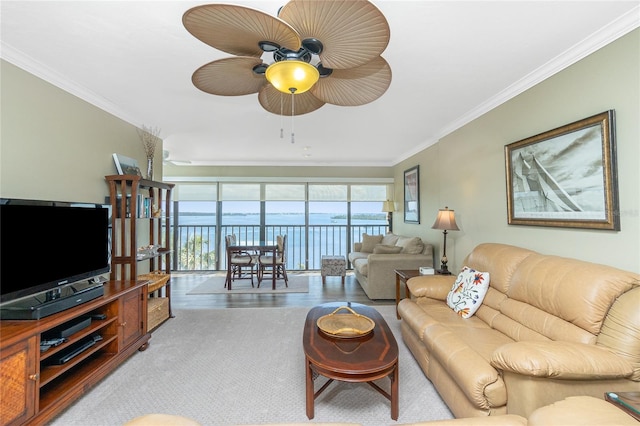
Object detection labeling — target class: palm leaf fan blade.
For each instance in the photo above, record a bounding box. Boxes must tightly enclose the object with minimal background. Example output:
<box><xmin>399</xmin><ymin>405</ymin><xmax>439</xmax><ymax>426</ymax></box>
<box><xmin>192</xmin><ymin>57</ymin><xmax>268</xmax><ymax>96</ymax></box>
<box><xmin>278</xmin><ymin>0</ymin><xmax>390</xmax><ymax>69</ymax></box>
<box><xmin>183</xmin><ymin>4</ymin><xmax>301</xmax><ymax>57</ymax></box>
<box><xmin>312</xmin><ymin>56</ymin><xmax>391</xmax><ymax>106</ymax></box>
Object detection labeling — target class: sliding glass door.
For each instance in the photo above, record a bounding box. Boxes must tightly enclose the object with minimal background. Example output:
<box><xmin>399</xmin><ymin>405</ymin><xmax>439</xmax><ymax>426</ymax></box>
<box><xmin>170</xmin><ymin>181</ymin><xmax>390</xmax><ymax>271</ymax></box>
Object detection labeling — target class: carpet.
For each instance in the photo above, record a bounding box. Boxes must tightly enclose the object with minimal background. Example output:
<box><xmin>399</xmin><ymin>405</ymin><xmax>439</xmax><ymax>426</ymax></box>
<box><xmin>186</xmin><ymin>273</ymin><xmax>309</xmax><ymax>294</ymax></box>
<box><xmin>48</xmin><ymin>305</ymin><xmax>453</xmax><ymax>426</ymax></box>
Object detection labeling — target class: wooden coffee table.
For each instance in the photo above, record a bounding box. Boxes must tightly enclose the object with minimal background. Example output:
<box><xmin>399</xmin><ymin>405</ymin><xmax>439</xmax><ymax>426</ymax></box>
<box><xmin>302</xmin><ymin>302</ymin><xmax>399</xmax><ymax>420</ymax></box>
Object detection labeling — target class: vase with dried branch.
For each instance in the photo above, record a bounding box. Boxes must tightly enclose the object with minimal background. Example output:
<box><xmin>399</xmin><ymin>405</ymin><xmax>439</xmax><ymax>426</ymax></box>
<box><xmin>137</xmin><ymin>125</ymin><xmax>161</xmax><ymax>180</ymax></box>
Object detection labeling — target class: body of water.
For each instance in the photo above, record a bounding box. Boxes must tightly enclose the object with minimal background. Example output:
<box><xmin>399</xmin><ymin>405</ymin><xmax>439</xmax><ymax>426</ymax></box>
<box><xmin>172</xmin><ymin>213</ymin><xmax>388</xmax><ymax>270</ymax></box>
<box><xmin>176</xmin><ymin>212</ymin><xmax>387</xmax><ymax>226</ymax></box>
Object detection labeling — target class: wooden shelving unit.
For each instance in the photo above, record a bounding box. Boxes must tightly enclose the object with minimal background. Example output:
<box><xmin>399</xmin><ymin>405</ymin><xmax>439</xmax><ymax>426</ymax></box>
<box><xmin>0</xmin><ymin>280</ymin><xmax>149</xmax><ymax>426</ymax></box>
<box><xmin>105</xmin><ymin>174</ymin><xmax>174</xmax><ymax>332</ymax></box>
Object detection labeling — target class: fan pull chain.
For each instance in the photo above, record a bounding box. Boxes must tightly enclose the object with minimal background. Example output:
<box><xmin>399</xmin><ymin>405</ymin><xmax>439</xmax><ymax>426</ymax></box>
<box><xmin>280</xmin><ymin>93</ymin><xmax>284</xmax><ymax>139</ymax></box>
<box><xmin>290</xmin><ymin>91</ymin><xmax>295</xmax><ymax>144</ymax></box>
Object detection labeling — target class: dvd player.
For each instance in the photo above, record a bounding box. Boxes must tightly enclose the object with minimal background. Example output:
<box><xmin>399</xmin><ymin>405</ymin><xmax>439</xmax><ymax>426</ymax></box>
<box><xmin>42</xmin><ymin>316</ymin><xmax>91</xmax><ymax>339</ymax></box>
<box><xmin>46</xmin><ymin>336</ymin><xmax>99</xmax><ymax>365</ymax></box>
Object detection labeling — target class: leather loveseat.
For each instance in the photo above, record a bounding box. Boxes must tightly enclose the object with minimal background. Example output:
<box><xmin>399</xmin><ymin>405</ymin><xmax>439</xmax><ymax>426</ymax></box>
<box><xmin>348</xmin><ymin>232</ymin><xmax>434</xmax><ymax>299</ymax></box>
<box><xmin>397</xmin><ymin>243</ymin><xmax>640</xmax><ymax>419</ymax></box>
<box><xmin>125</xmin><ymin>395</ymin><xmax>638</xmax><ymax>425</ymax></box>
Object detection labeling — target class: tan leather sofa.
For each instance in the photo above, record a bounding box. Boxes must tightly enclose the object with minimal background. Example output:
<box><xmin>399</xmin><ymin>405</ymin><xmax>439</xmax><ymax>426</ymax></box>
<box><xmin>402</xmin><ymin>395</ymin><xmax>638</xmax><ymax>425</ymax></box>
<box><xmin>348</xmin><ymin>232</ymin><xmax>434</xmax><ymax>299</ymax></box>
<box><xmin>397</xmin><ymin>243</ymin><xmax>640</xmax><ymax>419</ymax></box>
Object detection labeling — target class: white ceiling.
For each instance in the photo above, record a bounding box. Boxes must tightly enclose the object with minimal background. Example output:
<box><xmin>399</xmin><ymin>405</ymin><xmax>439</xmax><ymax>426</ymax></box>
<box><xmin>2</xmin><ymin>1</ymin><xmax>638</xmax><ymax>167</ymax></box>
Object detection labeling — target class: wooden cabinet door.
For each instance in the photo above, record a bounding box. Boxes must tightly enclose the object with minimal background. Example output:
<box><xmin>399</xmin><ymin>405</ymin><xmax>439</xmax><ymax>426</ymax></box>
<box><xmin>0</xmin><ymin>337</ymin><xmax>37</xmax><ymax>426</ymax></box>
<box><xmin>120</xmin><ymin>287</ymin><xmax>145</xmax><ymax>349</ymax></box>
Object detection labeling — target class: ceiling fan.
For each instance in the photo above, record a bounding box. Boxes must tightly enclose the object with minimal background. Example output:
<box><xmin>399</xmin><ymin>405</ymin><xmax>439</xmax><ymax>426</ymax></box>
<box><xmin>182</xmin><ymin>0</ymin><xmax>392</xmax><ymax>117</ymax></box>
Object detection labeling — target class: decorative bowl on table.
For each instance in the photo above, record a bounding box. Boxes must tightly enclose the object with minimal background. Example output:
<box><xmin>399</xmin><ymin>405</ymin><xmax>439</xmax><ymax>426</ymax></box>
<box><xmin>317</xmin><ymin>305</ymin><xmax>375</xmax><ymax>339</ymax></box>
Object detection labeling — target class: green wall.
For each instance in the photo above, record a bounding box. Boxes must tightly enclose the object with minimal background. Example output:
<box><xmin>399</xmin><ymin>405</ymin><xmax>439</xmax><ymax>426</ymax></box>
<box><xmin>393</xmin><ymin>29</ymin><xmax>639</xmax><ymax>273</ymax></box>
<box><xmin>0</xmin><ymin>60</ymin><xmax>160</xmax><ymax>204</ymax></box>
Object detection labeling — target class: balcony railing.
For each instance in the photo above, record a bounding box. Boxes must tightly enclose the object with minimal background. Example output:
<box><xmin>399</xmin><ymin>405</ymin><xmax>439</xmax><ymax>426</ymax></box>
<box><xmin>171</xmin><ymin>224</ymin><xmax>388</xmax><ymax>271</ymax></box>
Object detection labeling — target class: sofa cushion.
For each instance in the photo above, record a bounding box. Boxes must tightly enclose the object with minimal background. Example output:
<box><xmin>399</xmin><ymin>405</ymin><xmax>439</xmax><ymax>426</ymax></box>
<box><xmin>597</xmin><ymin>287</ymin><xmax>640</xmax><ymax>380</ymax></box>
<box><xmin>447</xmin><ymin>267</ymin><xmax>490</xmax><ymax>318</ymax></box>
<box><xmin>347</xmin><ymin>251</ymin><xmax>368</xmax><ymax>263</ymax></box>
<box><xmin>395</xmin><ymin>236</ymin><xmax>424</xmax><ymax>254</ymax></box>
<box><xmin>507</xmin><ymin>253</ymin><xmax>638</xmax><ymax>336</ymax></box>
<box><xmin>360</xmin><ymin>233</ymin><xmax>383</xmax><ymax>253</ymax></box>
<box><xmin>381</xmin><ymin>233</ymin><xmax>400</xmax><ymax>246</ymax></box>
<box><xmin>462</xmin><ymin>243</ymin><xmax>535</xmax><ymax>294</ymax></box>
<box><xmin>352</xmin><ymin>258</ymin><xmax>369</xmax><ymax>277</ymax></box>
<box><xmin>425</xmin><ymin>322</ymin><xmax>508</xmax><ymax>409</ymax></box>
<box><xmin>373</xmin><ymin>244</ymin><xmax>403</xmax><ymax>254</ymax></box>
<box><xmin>415</xmin><ymin>297</ymin><xmax>493</xmax><ymax>331</ymax></box>
<box><xmin>490</xmin><ymin>341</ymin><xmax>634</xmax><ymax>379</ymax></box>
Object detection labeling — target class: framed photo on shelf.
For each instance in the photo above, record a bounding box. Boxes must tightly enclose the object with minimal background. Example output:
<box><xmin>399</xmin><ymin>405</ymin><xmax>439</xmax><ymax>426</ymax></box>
<box><xmin>404</xmin><ymin>165</ymin><xmax>420</xmax><ymax>224</ymax></box>
<box><xmin>112</xmin><ymin>153</ymin><xmax>142</xmax><ymax>176</ymax></box>
<box><xmin>505</xmin><ymin>110</ymin><xmax>619</xmax><ymax>230</ymax></box>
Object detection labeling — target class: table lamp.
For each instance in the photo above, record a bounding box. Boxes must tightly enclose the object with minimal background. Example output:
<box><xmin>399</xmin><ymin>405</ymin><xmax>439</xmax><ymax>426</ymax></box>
<box><xmin>431</xmin><ymin>207</ymin><xmax>459</xmax><ymax>274</ymax></box>
<box><xmin>382</xmin><ymin>201</ymin><xmax>395</xmax><ymax>233</ymax></box>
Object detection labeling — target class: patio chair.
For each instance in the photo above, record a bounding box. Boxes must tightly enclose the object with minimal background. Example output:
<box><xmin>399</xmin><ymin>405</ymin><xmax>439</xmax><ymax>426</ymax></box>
<box><xmin>257</xmin><ymin>235</ymin><xmax>288</xmax><ymax>287</ymax></box>
<box><xmin>225</xmin><ymin>234</ymin><xmax>257</xmax><ymax>288</ymax></box>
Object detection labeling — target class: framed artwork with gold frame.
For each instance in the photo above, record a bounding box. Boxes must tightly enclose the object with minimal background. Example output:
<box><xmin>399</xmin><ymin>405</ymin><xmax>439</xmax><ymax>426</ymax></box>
<box><xmin>505</xmin><ymin>110</ymin><xmax>619</xmax><ymax>230</ymax></box>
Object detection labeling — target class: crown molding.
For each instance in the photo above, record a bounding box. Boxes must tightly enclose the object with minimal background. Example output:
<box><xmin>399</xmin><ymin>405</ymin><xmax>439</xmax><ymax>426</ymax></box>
<box><xmin>394</xmin><ymin>6</ymin><xmax>639</xmax><ymax>166</ymax></box>
<box><xmin>0</xmin><ymin>42</ymin><xmax>142</xmax><ymax>128</ymax></box>
<box><xmin>432</xmin><ymin>6</ymin><xmax>640</xmax><ymax>145</ymax></box>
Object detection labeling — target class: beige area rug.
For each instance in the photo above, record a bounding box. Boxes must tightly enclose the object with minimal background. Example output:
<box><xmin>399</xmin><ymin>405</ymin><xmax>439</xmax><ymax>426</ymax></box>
<box><xmin>186</xmin><ymin>273</ymin><xmax>309</xmax><ymax>294</ymax></box>
<box><xmin>48</xmin><ymin>305</ymin><xmax>453</xmax><ymax>426</ymax></box>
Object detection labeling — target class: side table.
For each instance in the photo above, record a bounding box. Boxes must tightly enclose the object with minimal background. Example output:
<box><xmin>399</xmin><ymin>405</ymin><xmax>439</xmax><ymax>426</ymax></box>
<box><xmin>321</xmin><ymin>255</ymin><xmax>346</xmax><ymax>285</ymax></box>
<box><xmin>394</xmin><ymin>269</ymin><xmax>421</xmax><ymax>319</ymax></box>
<box><xmin>605</xmin><ymin>391</ymin><xmax>640</xmax><ymax>421</ymax></box>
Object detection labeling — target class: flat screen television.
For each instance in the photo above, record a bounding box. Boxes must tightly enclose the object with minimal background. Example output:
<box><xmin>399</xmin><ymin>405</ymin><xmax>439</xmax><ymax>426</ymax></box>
<box><xmin>0</xmin><ymin>198</ymin><xmax>110</xmax><ymax>318</ymax></box>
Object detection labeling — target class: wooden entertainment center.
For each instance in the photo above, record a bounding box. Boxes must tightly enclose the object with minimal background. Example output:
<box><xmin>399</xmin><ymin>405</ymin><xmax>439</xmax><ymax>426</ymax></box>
<box><xmin>0</xmin><ymin>176</ymin><xmax>175</xmax><ymax>425</ymax></box>
<box><xmin>0</xmin><ymin>280</ymin><xmax>149</xmax><ymax>426</ymax></box>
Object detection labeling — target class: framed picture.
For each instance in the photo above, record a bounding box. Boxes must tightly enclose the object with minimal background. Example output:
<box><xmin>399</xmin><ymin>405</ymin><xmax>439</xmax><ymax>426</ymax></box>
<box><xmin>112</xmin><ymin>153</ymin><xmax>142</xmax><ymax>176</ymax></box>
<box><xmin>404</xmin><ymin>165</ymin><xmax>420</xmax><ymax>223</ymax></box>
<box><xmin>505</xmin><ymin>110</ymin><xmax>619</xmax><ymax>230</ymax></box>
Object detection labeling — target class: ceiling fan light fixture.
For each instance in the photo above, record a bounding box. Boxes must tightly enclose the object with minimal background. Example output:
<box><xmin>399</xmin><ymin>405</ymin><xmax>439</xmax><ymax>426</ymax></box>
<box><xmin>265</xmin><ymin>60</ymin><xmax>319</xmax><ymax>94</ymax></box>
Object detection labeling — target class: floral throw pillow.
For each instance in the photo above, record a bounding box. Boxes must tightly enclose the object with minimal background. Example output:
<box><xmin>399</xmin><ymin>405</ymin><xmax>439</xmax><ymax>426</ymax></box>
<box><xmin>446</xmin><ymin>266</ymin><xmax>491</xmax><ymax>318</ymax></box>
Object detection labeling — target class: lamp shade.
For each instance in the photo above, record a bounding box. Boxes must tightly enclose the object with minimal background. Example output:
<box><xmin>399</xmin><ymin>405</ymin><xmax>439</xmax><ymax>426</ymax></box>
<box><xmin>431</xmin><ymin>207</ymin><xmax>459</xmax><ymax>231</ymax></box>
<box><xmin>265</xmin><ymin>60</ymin><xmax>320</xmax><ymax>94</ymax></box>
<box><xmin>382</xmin><ymin>201</ymin><xmax>395</xmax><ymax>213</ymax></box>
